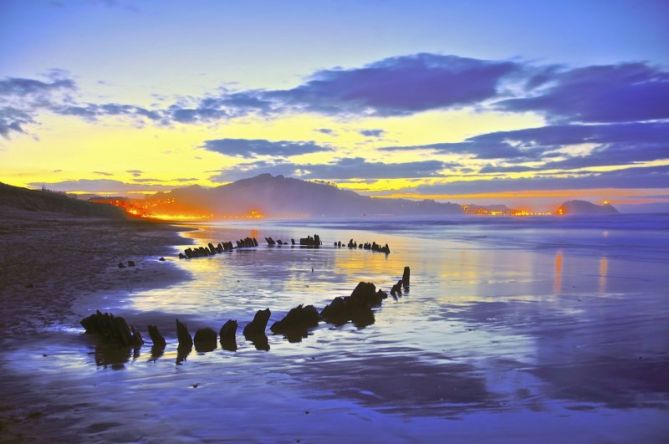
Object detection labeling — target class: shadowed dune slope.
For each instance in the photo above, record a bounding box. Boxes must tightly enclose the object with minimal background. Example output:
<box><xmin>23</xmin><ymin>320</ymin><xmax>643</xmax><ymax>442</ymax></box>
<box><xmin>0</xmin><ymin>182</ymin><xmax>124</xmax><ymax>218</ymax></box>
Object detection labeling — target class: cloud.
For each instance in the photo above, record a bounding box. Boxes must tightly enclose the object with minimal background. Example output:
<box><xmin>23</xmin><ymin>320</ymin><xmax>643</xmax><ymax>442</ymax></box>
<box><xmin>359</xmin><ymin>129</ymin><xmax>385</xmax><ymax>137</ymax></box>
<box><xmin>0</xmin><ymin>107</ymin><xmax>33</xmax><ymax>137</ymax></box>
<box><xmin>172</xmin><ymin>55</ymin><xmax>667</xmax><ymax>124</ymax></box>
<box><xmin>411</xmin><ymin>165</ymin><xmax>669</xmax><ymax>194</ymax></box>
<box><xmin>164</xmin><ymin>54</ymin><xmax>519</xmax><ymax>121</ymax></box>
<box><xmin>262</xmin><ymin>53</ymin><xmax>519</xmax><ymax>116</ymax></box>
<box><xmin>132</xmin><ymin>178</ymin><xmax>165</xmax><ymax>183</ymax></box>
<box><xmin>543</xmin><ymin>147</ymin><xmax>668</xmax><ymax>171</ymax></box>
<box><xmin>305</xmin><ymin>157</ymin><xmax>449</xmax><ymax>179</ymax></box>
<box><xmin>202</xmin><ymin>138</ymin><xmax>332</xmax><ymax>158</ymax></box>
<box><xmin>128</xmin><ymin>56</ymin><xmax>669</xmax><ymax>125</ymax></box>
<box><xmin>28</xmin><ymin>179</ymin><xmax>173</xmax><ymax>194</ymax></box>
<box><xmin>380</xmin><ymin>138</ymin><xmax>528</xmax><ymax>159</ymax></box>
<box><xmin>0</xmin><ymin>72</ymin><xmax>159</xmax><ymax>137</ymax></box>
<box><xmin>55</xmin><ymin>103</ymin><xmax>161</xmax><ymax>121</ymax></box>
<box><xmin>126</xmin><ymin>169</ymin><xmax>143</xmax><ymax>177</ymax></box>
<box><xmin>383</xmin><ymin>121</ymin><xmax>669</xmax><ymax>167</ymax></box>
<box><xmin>163</xmin><ymin>90</ymin><xmax>274</xmax><ymax>123</ymax></box>
<box><xmin>479</xmin><ymin>164</ymin><xmax>537</xmax><ymax>173</ymax></box>
<box><xmin>211</xmin><ymin>157</ymin><xmax>450</xmax><ymax>182</ymax></box>
<box><xmin>167</xmin><ymin>104</ymin><xmax>230</xmax><ymax>124</ymax></box>
<box><xmin>0</xmin><ymin>76</ymin><xmax>75</xmax><ymax>97</ymax></box>
<box><xmin>0</xmin><ymin>74</ymin><xmax>77</xmax><ymax>138</ymax></box>
<box><xmin>496</xmin><ymin>121</ymin><xmax>669</xmax><ymax>170</ymax></box>
<box><xmin>498</xmin><ymin>62</ymin><xmax>669</xmax><ymax>123</ymax></box>
<box><xmin>5</xmin><ymin>54</ymin><xmax>669</xmax><ymax>153</ymax></box>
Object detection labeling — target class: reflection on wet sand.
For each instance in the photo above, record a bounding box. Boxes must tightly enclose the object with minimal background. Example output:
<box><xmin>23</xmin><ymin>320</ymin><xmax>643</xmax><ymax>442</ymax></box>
<box><xmin>450</xmin><ymin>293</ymin><xmax>669</xmax><ymax>410</ymax></box>
<box><xmin>289</xmin><ymin>350</ymin><xmax>496</xmax><ymax>416</ymax></box>
<box><xmin>94</xmin><ymin>344</ymin><xmax>141</xmax><ymax>369</ymax></box>
<box><xmin>150</xmin><ymin>345</ymin><xmax>164</xmax><ymax>360</ymax></box>
<box><xmin>220</xmin><ymin>337</ymin><xmax>238</xmax><ymax>352</ymax></box>
<box><xmin>176</xmin><ymin>345</ymin><xmax>191</xmax><ymax>364</ymax></box>
<box><xmin>553</xmin><ymin>249</ymin><xmax>563</xmax><ymax>295</ymax></box>
<box><xmin>598</xmin><ymin>256</ymin><xmax>608</xmax><ymax>294</ymax></box>
<box><xmin>351</xmin><ymin>309</ymin><xmax>375</xmax><ymax>329</ymax></box>
<box><xmin>246</xmin><ymin>333</ymin><xmax>270</xmax><ymax>351</ymax></box>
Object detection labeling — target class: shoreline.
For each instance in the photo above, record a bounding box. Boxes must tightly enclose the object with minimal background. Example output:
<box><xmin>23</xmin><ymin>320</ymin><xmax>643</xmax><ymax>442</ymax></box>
<box><xmin>0</xmin><ymin>208</ymin><xmax>192</xmax><ymax>440</ymax></box>
<box><xmin>0</xmin><ymin>208</ymin><xmax>191</xmax><ymax>338</ymax></box>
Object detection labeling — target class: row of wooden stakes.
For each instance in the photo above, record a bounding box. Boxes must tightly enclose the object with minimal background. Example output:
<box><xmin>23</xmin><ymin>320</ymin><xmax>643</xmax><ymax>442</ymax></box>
<box><xmin>178</xmin><ymin>234</ymin><xmax>392</xmax><ymax>260</ymax></box>
<box><xmin>83</xmin><ymin>267</ymin><xmax>410</xmax><ymax>357</ymax></box>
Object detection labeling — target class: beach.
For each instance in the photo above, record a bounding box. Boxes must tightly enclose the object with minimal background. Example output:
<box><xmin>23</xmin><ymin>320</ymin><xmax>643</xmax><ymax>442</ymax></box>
<box><xmin>0</xmin><ymin>207</ymin><xmax>189</xmax><ymax>441</ymax></box>
<box><xmin>1</xmin><ymin>213</ymin><xmax>668</xmax><ymax>442</ymax></box>
<box><xmin>0</xmin><ymin>207</ymin><xmax>189</xmax><ymax>336</ymax></box>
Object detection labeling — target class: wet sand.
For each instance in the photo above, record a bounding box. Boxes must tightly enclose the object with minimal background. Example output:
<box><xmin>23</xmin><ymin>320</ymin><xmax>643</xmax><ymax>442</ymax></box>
<box><xmin>0</xmin><ymin>207</ymin><xmax>189</xmax><ymax>440</ymax></box>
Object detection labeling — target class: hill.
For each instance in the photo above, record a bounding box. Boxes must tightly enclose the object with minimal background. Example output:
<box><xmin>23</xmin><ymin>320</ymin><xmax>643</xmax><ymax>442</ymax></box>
<box><xmin>148</xmin><ymin>174</ymin><xmax>463</xmax><ymax>218</ymax></box>
<box><xmin>557</xmin><ymin>200</ymin><xmax>619</xmax><ymax>216</ymax></box>
<box><xmin>0</xmin><ymin>182</ymin><xmax>125</xmax><ymax>218</ymax></box>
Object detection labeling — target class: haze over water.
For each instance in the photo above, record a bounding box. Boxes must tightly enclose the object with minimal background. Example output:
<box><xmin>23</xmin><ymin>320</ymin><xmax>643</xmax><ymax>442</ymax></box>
<box><xmin>5</xmin><ymin>215</ymin><xmax>669</xmax><ymax>442</ymax></box>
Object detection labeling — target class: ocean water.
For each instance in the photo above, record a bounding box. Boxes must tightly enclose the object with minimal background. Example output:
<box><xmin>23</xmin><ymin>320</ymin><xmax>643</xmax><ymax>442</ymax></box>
<box><xmin>6</xmin><ymin>215</ymin><xmax>669</xmax><ymax>442</ymax></box>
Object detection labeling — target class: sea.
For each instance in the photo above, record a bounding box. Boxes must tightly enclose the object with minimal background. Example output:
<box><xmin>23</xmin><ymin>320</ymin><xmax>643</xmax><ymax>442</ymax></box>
<box><xmin>6</xmin><ymin>214</ymin><xmax>669</xmax><ymax>442</ymax></box>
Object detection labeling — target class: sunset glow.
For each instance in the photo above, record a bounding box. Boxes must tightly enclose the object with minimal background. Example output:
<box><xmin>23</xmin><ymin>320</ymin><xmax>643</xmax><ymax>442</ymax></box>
<box><xmin>3</xmin><ymin>3</ymin><xmax>669</xmax><ymax>442</ymax></box>
<box><xmin>91</xmin><ymin>197</ymin><xmax>212</xmax><ymax>221</ymax></box>
<box><xmin>1</xmin><ymin>0</ymin><xmax>668</xmax><ymax>212</ymax></box>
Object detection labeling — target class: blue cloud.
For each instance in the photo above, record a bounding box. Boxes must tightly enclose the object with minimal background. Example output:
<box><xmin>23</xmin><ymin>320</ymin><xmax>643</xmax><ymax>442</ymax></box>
<box><xmin>498</xmin><ymin>62</ymin><xmax>669</xmax><ymax>123</ymax></box>
<box><xmin>5</xmin><ymin>55</ymin><xmax>669</xmax><ymax>153</ymax></box>
<box><xmin>380</xmin><ymin>139</ymin><xmax>528</xmax><ymax>159</ymax></box>
<box><xmin>0</xmin><ymin>73</ymin><xmax>161</xmax><ymax>137</ymax></box>
<box><xmin>0</xmin><ymin>76</ymin><xmax>75</xmax><ymax>97</ymax></box>
<box><xmin>264</xmin><ymin>53</ymin><xmax>519</xmax><ymax>116</ymax></box>
<box><xmin>126</xmin><ymin>169</ymin><xmax>143</xmax><ymax>177</ymax></box>
<box><xmin>55</xmin><ymin>103</ymin><xmax>161</xmax><ymax>121</ymax></box>
<box><xmin>0</xmin><ymin>74</ymin><xmax>77</xmax><ymax>137</ymax></box>
<box><xmin>164</xmin><ymin>54</ymin><xmax>519</xmax><ymax>121</ymax></box>
<box><xmin>383</xmin><ymin>122</ymin><xmax>669</xmax><ymax>167</ymax></box>
<box><xmin>479</xmin><ymin>164</ymin><xmax>536</xmax><ymax>173</ymax></box>
<box><xmin>359</xmin><ymin>129</ymin><xmax>385</xmax><ymax>137</ymax></box>
<box><xmin>0</xmin><ymin>107</ymin><xmax>33</xmax><ymax>138</ymax></box>
<box><xmin>138</xmin><ymin>57</ymin><xmax>669</xmax><ymax>127</ymax></box>
<box><xmin>211</xmin><ymin>157</ymin><xmax>450</xmax><ymax>182</ymax></box>
<box><xmin>412</xmin><ymin>165</ymin><xmax>669</xmax><ymax>194</ymax></box>
<box><xmin>164</xmin><ymin>90</ymin><xmax>274</xmax><ymax>123</ymax></box>
<box><xmin>202</xmin><ymin>138</ymin><xmax>332</xmax><ymax>158</ymax></box>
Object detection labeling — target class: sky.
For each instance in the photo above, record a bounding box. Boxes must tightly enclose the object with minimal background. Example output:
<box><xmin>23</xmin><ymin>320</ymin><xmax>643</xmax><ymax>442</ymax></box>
<box><xmin>1</xmin><ymin>0</ymin><xmax>669</xmax><ymax>211</ymax></box>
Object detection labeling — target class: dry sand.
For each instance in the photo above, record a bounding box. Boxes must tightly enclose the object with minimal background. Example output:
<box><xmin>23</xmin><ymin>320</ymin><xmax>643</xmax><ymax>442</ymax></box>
<box><xmin>0</xmin><ymin>207</ymin><xmax>188</xmax><ymax>337</ymax></box>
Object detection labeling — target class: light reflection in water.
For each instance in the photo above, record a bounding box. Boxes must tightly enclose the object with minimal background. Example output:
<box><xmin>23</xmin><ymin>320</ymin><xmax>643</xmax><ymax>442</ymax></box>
<box><xmin>598</xmin><ymin>256</ymin><xmax>608</xmax><ymax>294</ymax></box>
<box><xmin>553</xmin><ymin>249</ymin><xmax>563</xmax><ymax>295</ymax></box>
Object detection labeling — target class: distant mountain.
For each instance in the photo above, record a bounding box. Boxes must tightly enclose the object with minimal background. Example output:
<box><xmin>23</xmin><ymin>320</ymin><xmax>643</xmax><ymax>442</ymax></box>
<box><xmin>557</xmin><ymin>200</ymin><xmax>619</xmax><ymax>216</ymax></box>
<box><xmin>0</xmin><ymin>182</ymin><xmax>125</xmax><ymax>218</ymax></box>
<box><xmin>148</xmin><ymin>174</ymin><xmax>463</xmax><ymax>218</ymax></box>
